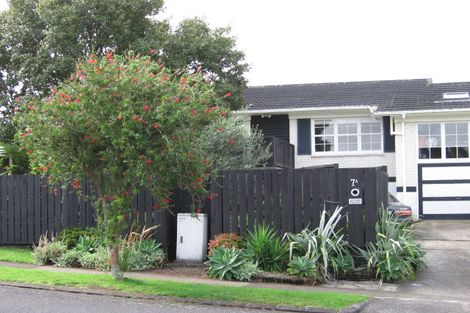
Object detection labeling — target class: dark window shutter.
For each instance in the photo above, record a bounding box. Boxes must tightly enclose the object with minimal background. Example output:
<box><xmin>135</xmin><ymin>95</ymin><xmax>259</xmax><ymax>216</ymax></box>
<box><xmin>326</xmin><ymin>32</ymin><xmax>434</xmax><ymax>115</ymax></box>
<box><xmin>383</xmin><ymin>116</ymin><xmax>395</xmax><ymax>152</ymax></box>
<box><xmin>297</xmin><ymin>119</ymin><xmax>311</xmax><ymax>155</ymax></box>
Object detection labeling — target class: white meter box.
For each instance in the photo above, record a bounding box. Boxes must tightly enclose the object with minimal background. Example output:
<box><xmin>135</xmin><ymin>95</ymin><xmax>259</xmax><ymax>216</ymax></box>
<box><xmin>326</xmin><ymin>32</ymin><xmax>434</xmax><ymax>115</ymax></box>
<box><xmin>176</xmin><ymin>213</ymin><xmax>208</xmax><ymax>262</ymax></box>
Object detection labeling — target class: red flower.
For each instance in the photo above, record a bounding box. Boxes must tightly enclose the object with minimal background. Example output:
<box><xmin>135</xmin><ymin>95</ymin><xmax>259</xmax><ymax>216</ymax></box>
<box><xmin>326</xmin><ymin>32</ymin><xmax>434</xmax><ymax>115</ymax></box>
<box><xmin>174</xmin><ymin>97</ymin><xmax>180</xmax><ymax>103</ymax></box>
<box><xmin>150</xmin><ymin>49</ymin><xmax>156</xmax><ymax>54</ymax></box>
<box><xmin>38</xmin><ymin>166</ymin><xmax>47</xmax><ymax>172</ymax></box>
<box><xmin>88</xmin><ymin>58</ymin><xmax>97</xmax><ymax>64</ymax></box>
<box><xmin>27</xmin><ymin>150</ymin><xmax>33</xmax><ymax>155</ymax></box>
<box><xmin>217</xmin><ymin>127</ymin><xmax>225</xmax><ymax>132</ymax></box>
<box><xmin>122</xmin><ymin>191</ymin><xmax>130</xmax><ymax>197</ymax></box>
<box><xmin>204</xmin><ymin>106</ymin><xmax>218</xmax><ymax>114</ymax></box>
<box><xmin>227</xmin><ymin>139</ymin><xmax>235</xmax><ymax>145</ymax></box>
<box><xmin>196</xmin><ymin>177</ymin><xmax>205</xmax><ymax>183</ymax></box>
<box><xmin>207</xmin><ymin>193</ymin><xmax>218</xmax><ymax>200</ymax></box>
<box><xmin>143</xmin><ymin>105</ymin><xmax>150</xmax><ymax>112</ymax></box>
<box><xmin>152</xmin><ymin>203</ymin><xmax>160</xmax><ymax>209</ymax></box>
<box><xmin>106</xmin><ymin>51</ymin><xmax>113</xmax><ymax>61</ymax></box>
<box><xmin>191</xmin><ymin>109</ymin><xmax>197</xmax><ymax>116</ymax></box>
<box><xmin>181</xmin><ymin>77</ymin><xmax>187</xmax><ymax>85</ymax></box>
<box><xmin>162</xmin><ymin>198</ymin><xmax>170</xmax><ymax>205</ymax></box>
<box><xmin>224</xmin><ymin>92</ymin><xmax>232</xmax><ymax>98</ymax></box>
<box><xmin>71</xmin><ymin>179</ymin><xmax>81</xmax><ymax>190</ymax></box>
<box><xmin>162</xmin><ymin>76</ymin><xmax>169</xmax><ymax>81</ymax></box>
<box><xmin>145</xmin><ymin>159</ymin><xmax>154</xmax><ymax>165</ymax></box>
<box><xmin>15</xmin><ymin>97</ymin><xmax>21</xmax><ymax>102</ymax></box>
<box><xmin>153</xmin><ymin>123</ymin><xmax>160</xmax><ymax>129</ymax></box>
<box><xmin>73</xmin><ymin>99</ymin><xmax>80</xmax><ymax>103</ymax></box>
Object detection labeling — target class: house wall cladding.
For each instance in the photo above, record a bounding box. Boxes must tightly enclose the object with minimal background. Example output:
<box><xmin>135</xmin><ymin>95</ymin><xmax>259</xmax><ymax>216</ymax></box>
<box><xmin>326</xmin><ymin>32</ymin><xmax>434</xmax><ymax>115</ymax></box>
<box><xmin>209</xmin><ymin>166</ymin><xmax>388</xmax><ymax>248</ymax></box>
<box><xmin>289</xmin><ymin>117</ymin><xmax>396</xmax><ymax>186</ymax></box>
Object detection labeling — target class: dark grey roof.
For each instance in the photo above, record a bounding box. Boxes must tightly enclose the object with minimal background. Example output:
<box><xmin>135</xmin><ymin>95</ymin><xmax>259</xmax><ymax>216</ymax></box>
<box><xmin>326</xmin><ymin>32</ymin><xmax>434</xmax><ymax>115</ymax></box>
<box><xmin>244</xmin><ymin>79</ymin><xmax>470</xmax><ymax>113</ymax></box>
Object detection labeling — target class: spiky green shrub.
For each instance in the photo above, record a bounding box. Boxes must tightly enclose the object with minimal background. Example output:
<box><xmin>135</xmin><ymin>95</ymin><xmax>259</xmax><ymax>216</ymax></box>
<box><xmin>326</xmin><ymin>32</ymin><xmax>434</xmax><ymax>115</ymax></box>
<box><xmin>360</xmin><ymin>209</ymin><xmax>426</xmax><ymax>282</ymax></box>
<box><xmin>128</xmin><ymin>240</ymin><xmax>165</xmax><ymax>271</ymax></box>
<box><xmin>76</xmin><ymin>235</ymin><xmax>99</xmax><ymax>253</ymax></box>
<box><xmin>284</xmin><ymin>206</ymin><xmax>353</xmax><ymax>280</ymax></box>
<box><xmin>287</xmin><ymin>256</ymin><xmax>317</xmax><ymax>278</ymax></box>
<box><xmin>245</xmin><ymin>225</ymin><xmax>289</xmax><ymax>272</ymax></box>
<box><xmin>205</xmin><ymin>247</ymin><xmax>259</xmax><ymax>281</ymax></box>
<box><xmin>56</xmin><ymin>227</ymin><xmax>100</xmax><ymax>249</ymax></box>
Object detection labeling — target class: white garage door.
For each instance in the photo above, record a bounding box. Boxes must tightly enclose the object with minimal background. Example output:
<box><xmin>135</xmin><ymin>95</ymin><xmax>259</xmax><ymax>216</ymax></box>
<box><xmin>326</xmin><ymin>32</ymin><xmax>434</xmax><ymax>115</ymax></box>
<box><xmin>419</xmin><ymin>163</ymin><xmax>470</xmax><ymax>217</ymax></box>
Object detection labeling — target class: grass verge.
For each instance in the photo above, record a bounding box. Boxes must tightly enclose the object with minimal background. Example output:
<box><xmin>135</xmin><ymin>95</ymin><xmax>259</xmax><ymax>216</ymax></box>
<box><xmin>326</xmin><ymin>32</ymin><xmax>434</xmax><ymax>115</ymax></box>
<box><xmin>0</xmin><ymin>266</ymin><xmax>368</xmax><ymax>309</ymax></box>
<box><xmin>0</xmin><ymin>247</ymin><xmax>34</xmax><ymax>264</ymax></box>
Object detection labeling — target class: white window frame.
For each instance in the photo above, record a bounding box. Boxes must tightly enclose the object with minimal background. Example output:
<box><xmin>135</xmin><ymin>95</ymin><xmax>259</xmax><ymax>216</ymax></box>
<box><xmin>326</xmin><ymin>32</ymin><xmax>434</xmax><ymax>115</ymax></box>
<box><xmin>417</xmin><ymin>121</ymin><xmax>470</xmax><ymax>162</ymax></box>
<box><xmin>311</xmin><ymin>117</ymin><xmax>383</xmax><ymax>156</ymax></box>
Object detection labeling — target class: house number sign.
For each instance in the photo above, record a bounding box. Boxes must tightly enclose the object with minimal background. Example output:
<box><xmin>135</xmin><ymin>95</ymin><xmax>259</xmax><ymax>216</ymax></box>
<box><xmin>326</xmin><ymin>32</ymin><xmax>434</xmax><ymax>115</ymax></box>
<box><xmin>348</xmin><ymin>178</ymin><xmax>363</xmax><ymax>205</ymax></box>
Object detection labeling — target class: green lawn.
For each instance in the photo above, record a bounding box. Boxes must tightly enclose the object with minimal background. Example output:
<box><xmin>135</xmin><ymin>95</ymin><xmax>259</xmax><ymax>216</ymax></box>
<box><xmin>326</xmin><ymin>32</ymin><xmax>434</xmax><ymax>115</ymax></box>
<box><xmin>0</xmin><ymin>266</ymin><xmax>368</xmax><ymax>309</ymax></box>
<box><xmin>0</xmin><ymin>246</ymin><xmax>34</xmax><ymax>263</ymax></box>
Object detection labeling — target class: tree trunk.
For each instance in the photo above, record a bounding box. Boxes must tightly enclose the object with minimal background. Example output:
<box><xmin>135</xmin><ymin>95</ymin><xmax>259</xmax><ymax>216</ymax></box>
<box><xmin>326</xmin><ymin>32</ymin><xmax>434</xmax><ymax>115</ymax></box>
<box><xmin>108</xmin><ymin>244</ymin><xmax>123</xmax><ymax>280</ymax></box>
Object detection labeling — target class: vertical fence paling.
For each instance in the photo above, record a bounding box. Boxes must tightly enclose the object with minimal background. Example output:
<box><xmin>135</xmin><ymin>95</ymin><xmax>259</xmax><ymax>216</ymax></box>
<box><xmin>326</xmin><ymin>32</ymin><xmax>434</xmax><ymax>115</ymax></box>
<box><xmin>0</xmin><ymin>166</ymin><xmax>387</xmax><ymax>249</ymax></box>
<box><xmin>0</xmin><ymin>176</ymin><xmax>193</xmax><ymax>254</ymax></box>
<box><xmin>210</xmin><ymin>166</ymin><xmax>387</xmax><ymax>247</ymax></box>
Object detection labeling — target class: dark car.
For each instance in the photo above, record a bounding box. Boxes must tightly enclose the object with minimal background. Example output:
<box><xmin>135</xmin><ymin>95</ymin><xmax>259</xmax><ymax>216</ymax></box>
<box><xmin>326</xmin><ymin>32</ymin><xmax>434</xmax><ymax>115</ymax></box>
<box><xmin>388</xmin><ymin>193</ymin><xmax>412</xmax><ymax>219</ymax></box>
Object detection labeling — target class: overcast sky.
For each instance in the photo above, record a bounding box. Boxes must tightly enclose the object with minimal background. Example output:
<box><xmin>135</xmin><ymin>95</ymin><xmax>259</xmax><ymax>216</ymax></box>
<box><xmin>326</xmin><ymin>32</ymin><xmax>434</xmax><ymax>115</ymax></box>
<box><xmin>2</xmin><ymin>0</ymin><xmax>470</xmax><ymax>86</ymax></box>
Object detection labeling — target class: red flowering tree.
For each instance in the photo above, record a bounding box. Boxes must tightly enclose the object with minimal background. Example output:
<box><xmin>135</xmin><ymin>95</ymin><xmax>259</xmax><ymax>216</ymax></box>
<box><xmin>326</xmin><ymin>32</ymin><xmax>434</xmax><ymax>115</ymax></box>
<box><xmin>16</xmin><ymin>52</ymin><xmax>228</xmax><ymax>279</ymax></box>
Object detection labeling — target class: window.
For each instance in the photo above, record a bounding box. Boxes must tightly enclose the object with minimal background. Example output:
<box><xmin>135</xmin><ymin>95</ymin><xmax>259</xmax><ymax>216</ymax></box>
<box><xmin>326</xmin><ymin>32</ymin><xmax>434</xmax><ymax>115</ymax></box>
<box><xmin>418</xmin><ymin>124</ymin><xmax>441</xmax><ymax>159</ymax></box>
<box><xmin>338</xmin><ymin>123</ymin><xmax>358</xmax><ymax>151</ymax></box>
<box><xmin>314</xmin><ymin>120</ymin><xmax>334</xmax><ymax>152</ymax></box>
<box><xmin>445</xmin><ymin>123</ymin><xmax>469</xmax><ymax>158</ymax></box>
<box><xmin>418</xmin><ymin>122</ymin><xmax>470</xmax><ymax>160</ymax></box>
<box><xmin>312</xmin><ymin>118</ymin><xmax>382</xmax><ymax>154</ymax></box>
<box><xmin>361</xmin><ymin>122</ymin><xmax>382</xmax><ymax>151</ymax></box>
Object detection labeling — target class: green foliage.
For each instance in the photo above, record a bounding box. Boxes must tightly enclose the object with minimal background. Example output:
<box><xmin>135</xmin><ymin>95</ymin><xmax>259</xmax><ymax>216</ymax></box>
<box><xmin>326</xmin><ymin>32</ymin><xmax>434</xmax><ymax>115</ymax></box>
<box><xmin>54</xmin><ymin>249</ymin><xmax>82</xmax><ymax>268</ymax></box>
<box><xmin>0</xmin><ymin>1</ymin><xmax>248</xmax><ymax>141</ymax></box>
<box><xmin>56</xmin><ymin>227</ymin><xmax>100</xmax><ymax>249</ymax></box>
<box><xmin>16</xmin><ymin>53</ymin><xmax>229</xmax><ymax>277</ymax></box>
<box><xmin>287</xmin><ymin>256</ymin><xmax>317</xmax><ymax>278</ymax></box>
<box><xmin>284</xmin><ymin>206</ymin><xmax>354</xmax><ymax>281</ymax></box>
<box><xmin>76</xmin><ymin>235</ymin><xmax>99</xmax><ymax>254</ymax></box>
<box><xmin>207</xmin><ymin>233</ymin><xmax>241</xmax><ymax>256</ymax></box>
<box><xmin>160</xmin><ymin>18</ymin><xmax>248</xmax><ymax>110</ymax></box>
<box><xmin>359</xmin><ymin>209</ymin><xmax>426</xmax><ymax>282</ymax></box>
<box><xmin>245</xmin><ymin>225</ymin><xmax>289</xmax><ymax>272</ymax></box>
<box><xmin>32</xmin><ymin>235</ymin><xmax>66</xmax><ymax>265</ymax></box>
<box><xmin>0</xmin><ymin>142</ymin><xmax>29</xmax><ymax>174</ymax></box>
<box><xmin>78</xmin><ymin>247</ymin><xmax>110</xmax><ymax>271</ymax></box>
<box><xmin>205</xmin><ymin>247</ymin><xmax>259</xmax><ymax>281</ymax></box>
<box><xmin>200</xmin><ymin>115</ymin><xmax>271</xmax><ymax>171</ymax></box>
<box><xmin>127</xmin><ymin>239</ymin><xmax>165</xmax><ymax>271</ymax></box>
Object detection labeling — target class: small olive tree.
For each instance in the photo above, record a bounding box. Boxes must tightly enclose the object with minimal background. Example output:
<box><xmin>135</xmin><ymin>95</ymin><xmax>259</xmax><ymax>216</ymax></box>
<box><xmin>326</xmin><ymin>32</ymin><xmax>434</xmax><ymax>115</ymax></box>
<box><xmin>200</xmin><ymin>115</ymin><xmax>271</xmax><ymax>172</ymax></box>
<box><xmin>16</xmin><ymin>52</ymin><xmax>228</xmax><ymax>279</ymax></box>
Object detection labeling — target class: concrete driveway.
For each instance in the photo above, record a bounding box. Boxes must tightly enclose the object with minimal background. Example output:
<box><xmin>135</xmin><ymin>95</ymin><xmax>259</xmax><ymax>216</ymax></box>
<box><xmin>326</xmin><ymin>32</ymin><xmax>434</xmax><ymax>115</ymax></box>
<box><xmin>363</xmin><ymin>219</ymin><xmax>470</xmax><ymax>312</ymax></box>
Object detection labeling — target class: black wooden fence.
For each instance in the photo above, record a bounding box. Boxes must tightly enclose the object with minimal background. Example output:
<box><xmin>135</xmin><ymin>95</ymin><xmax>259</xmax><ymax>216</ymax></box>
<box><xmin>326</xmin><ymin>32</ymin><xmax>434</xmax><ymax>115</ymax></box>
<box><xmin>209</xmin><ymin>166</ymin><xmax>388</xmax><ymax>247</ymax></box>
<box><xmin>265</xmin><ymin>136</ymin><xmax>295</xmax><ymax>168</ymax></box>
<box><xmin>0</xmin><ymin>176</ymin><xmax>192</xmax><ymax>259</ymax></box>
<box><xmin>0</xmin><ymin>165</ymin><xmax>387</xmax><ymax>255</ymax></box>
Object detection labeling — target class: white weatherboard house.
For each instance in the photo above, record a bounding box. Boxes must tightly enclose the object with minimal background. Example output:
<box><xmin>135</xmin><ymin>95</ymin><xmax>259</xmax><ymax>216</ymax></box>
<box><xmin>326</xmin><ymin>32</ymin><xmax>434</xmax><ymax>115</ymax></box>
<box><xmin>241</xmin><ymin>79</ymin><xmax>470</xmax><ymax>219</ymax></box>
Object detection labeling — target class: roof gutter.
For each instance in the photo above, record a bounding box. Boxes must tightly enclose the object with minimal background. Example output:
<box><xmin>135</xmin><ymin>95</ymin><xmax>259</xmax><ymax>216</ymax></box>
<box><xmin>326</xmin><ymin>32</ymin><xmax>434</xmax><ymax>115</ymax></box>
<box><xmin>234</xmin><ymin>105</ymin><xmax>378</xmax><ymax>115</ymax></box>
<box><xmin>374</xmin><ymin>107</ymin><xmax>470</xmax><ymax>115</ymax></box>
